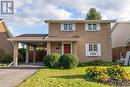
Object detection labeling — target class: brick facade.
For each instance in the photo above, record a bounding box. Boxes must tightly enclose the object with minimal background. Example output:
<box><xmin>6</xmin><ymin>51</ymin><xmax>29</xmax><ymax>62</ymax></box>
<box><xmin>48</xmin><ymin>22</ymin><xmax>112</xmax><ymax>62</ymax></box>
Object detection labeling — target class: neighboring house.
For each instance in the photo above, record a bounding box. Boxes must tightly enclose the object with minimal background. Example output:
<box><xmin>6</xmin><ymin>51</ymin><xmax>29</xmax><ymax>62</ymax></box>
<box><xmin>0</xmin><ymin>19</ymin><xmax>14</xmax><ymax>55</ymax></box>
<box><xmin>112</xmin><ymin>22</ymin><xmax>130</xmax><ymax>60</ymax></box>
<box><xmin>8</xmin><ymin>20</ymin><xmax>116</xmax><ymax>66</ymax></box>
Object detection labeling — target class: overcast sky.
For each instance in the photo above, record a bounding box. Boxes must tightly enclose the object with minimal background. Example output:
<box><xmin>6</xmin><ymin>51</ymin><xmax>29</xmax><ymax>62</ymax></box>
<box><xmin>1</xmin><ymin>0</ymin><xmax>130</xmax><ymax>36</ymax></box>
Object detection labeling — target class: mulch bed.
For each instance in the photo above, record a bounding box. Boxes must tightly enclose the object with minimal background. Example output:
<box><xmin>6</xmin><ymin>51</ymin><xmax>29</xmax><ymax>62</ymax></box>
<box><xmin>99</xmin><ymin>79</ymin><xmax>130</xmax><ymax>87</ymax></box>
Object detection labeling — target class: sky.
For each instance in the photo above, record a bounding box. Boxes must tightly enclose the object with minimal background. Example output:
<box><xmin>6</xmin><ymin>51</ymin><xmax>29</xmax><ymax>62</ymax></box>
<box><xmin>1</xmin><ymin>0</ymin><xmax>130</xmax><ymax>36</ymax></box>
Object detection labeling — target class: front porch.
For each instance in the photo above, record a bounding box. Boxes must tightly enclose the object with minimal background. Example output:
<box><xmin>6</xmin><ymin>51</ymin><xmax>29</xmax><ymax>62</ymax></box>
<box><xmin>8</xmin><ymin>34</ymin><xmax>80</xmax><ymax>67</ymax></box>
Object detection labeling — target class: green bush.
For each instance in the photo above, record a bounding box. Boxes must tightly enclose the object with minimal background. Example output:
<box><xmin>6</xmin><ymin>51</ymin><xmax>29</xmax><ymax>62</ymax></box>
<box><xmin>2</xmin><ymin>54</ymin><xmax>13</xmax><ymax>63</ymax></box>
<box><xmin>0</xmin><ymin>49</ymin><xmax>5</xmax><ymax>62</ymax></box>
<box><xmin>0</xmin><ymin>49</ymin><xmax>12</xmax><ymax>63</ymax></box>
<box><xmin>19</xmin><ymin>48</ymin><xmax>26</xmax><ymax>62</ymax></box>
<box><xmin>59</xmin><ymin>54</ymin><xmax>79</xmax><ymax>69</ymax></box>
<box><xmin>79</xmin><ymin>60</ymin><xmax>121</xmax><ymax>66</ymax></box>
<box><xmin>43</xmin><ymin>53</ymin><xmax>60</xmax><ymax>68</ymax></box>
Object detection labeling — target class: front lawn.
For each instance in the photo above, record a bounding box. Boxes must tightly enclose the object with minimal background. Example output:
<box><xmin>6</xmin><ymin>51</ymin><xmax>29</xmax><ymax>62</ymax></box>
<box><xmin>17</xmin><ymin>66</ymin><xmax>124</xmax><ymax>87</ymax></box>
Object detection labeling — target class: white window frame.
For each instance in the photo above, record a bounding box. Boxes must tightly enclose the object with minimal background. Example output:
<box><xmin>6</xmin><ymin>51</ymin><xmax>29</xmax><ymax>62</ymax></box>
<box><xmin>61</xmin><ymin>23</ymin><xmax>75</xmax><ymax>31</ymax></box>
<box><xmin>85</xmin><ymin>23</ymin><xmax>100</xmax><ymax>31</ymax></box>
<box><xmin>86</xmin><ymin>43</ymin><xmax>101</xmax><ymax>56</ymax></box>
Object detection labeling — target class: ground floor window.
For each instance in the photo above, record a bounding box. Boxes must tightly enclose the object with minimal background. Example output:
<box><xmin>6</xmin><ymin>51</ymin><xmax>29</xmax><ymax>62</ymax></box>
<box><xmin>86</xmin><ymin>43</ymin><xmax>101</xmax><ymax>56</ymax></box>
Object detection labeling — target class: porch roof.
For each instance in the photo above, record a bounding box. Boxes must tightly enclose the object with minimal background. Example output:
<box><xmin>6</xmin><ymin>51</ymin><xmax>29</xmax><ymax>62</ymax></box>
<box><xmin>8</xmin><ymin>34</ymin><xmax>80</xmax><ymax>42</ymax></box>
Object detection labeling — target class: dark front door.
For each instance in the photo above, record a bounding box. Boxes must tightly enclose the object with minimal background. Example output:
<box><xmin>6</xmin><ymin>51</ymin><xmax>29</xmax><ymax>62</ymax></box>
<box><xmin>64</xmin><ymin>44</ymin><xmax>71</xmax><ymax>54</ymax></box>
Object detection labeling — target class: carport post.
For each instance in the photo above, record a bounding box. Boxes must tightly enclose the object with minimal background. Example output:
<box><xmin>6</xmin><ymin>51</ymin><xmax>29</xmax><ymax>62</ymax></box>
<box><xmin>73</xmin><ymin>42</ymin><xmax>77</xmax><ymax>56</ymax></box>
<box><xmin>33</xmin><ymin>46</ymin><xmax>36</xmax><ymax>63</ymax></box>
<box><xmin>13</xmin><ymin>42</ymin><xmax>18</xmax><ymax>67</ymax></box>
<box><xmin>25</xmin><ymin>45</ymin><xmax>29</xmax><ymax>63</ymax></box>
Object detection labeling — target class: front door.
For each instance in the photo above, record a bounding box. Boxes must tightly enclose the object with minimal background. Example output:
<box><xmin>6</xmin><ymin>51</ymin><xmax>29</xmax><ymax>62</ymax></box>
<box><xmin>64</xmin><ymin>44</ymin><xmax>71</xmax><ymax>54</ymax></box>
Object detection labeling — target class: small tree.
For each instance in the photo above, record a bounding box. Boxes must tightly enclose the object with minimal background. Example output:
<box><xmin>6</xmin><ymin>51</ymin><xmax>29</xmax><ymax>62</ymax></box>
<box><xmin>85</xmin><ymin>8</ymin><xmax>102</xmax><ymax>20</ymax></box>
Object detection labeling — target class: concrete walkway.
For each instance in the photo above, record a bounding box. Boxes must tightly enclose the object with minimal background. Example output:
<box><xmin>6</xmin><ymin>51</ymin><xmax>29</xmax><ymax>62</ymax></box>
<box><xmin>0</xmin><ymin>63</ymin><xmax>43</xmax><ymax>87</ymax></box>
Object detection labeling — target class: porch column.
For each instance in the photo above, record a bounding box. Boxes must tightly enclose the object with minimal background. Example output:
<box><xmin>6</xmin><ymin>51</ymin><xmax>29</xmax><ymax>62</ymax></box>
<box><xmin>47</xmin><ymin>42</ymin><xmax>51</xmax><ymax>55</ymax></box>
<box><xmin>73</xmin><ymin>42</ymin><xmax>77</xmax><ymax>56</ymax></box>
<box><xmin>13</xmin><ymin>42</ymin><xmax>18</xmax><ymax>67</ymax></box>
<box><xmin>33</xmin><ymin>46</ymin><xmax>36</xmax><ymax>63</ymax></box>
<box><xmin>25</xmin><ymin>45</ymin><xmax>29</xmax><ymax>63</ymax></box>
<box><xmin>61</xmin><ymin>42</ymin><xmax>64</xmax><ymax>55</ymax></box>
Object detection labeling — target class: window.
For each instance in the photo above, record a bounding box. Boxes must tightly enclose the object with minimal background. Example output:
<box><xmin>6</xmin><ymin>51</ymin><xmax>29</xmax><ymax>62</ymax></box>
<box><xmin>85</xmin><ymin>23</ymin><xmax>100</xmax><ymax>31</ymax></box>
<box><xmin>88</xmin><ymin>24</ymin><xmax>97</xmax><ymax>31</ymax></box>
<box><xmin>61</xmin><ymin>24</ymin><xmax>75</xmax><ymax>31</ymax></box>
<box><xmin>86</xmin><ymin>43</ymin><xmax>101</xmax><ymax>56</ymax></box>
<box><xmin>88</xmin><ymin>44</ymin><xmax>97</xmax><ymax>52</ymax></box>
<box><xmin>64</xmin><ymin>24</ymin><xmax>72</xmax><ymax>30</ymax></box>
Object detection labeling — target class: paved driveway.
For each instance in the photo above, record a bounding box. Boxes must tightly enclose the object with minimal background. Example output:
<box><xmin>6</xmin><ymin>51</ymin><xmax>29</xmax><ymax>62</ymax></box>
<box><xmin>0</xmin><ymin>68</ymin><xmax>37</xmax><ymax>87</ymax></box>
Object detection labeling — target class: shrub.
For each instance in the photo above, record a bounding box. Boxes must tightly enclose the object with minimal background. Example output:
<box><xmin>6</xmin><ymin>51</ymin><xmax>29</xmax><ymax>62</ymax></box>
<box><xmin>2</xmin><ymin>54</ymin><xmax>13</xmax><ymax>63</ymax></box>
<box><xmin>0</xmin><ymin>49</ymin><xmax>5</xmax><ymax>62</ymax></box>
<box><xmin>107</xmin><ymin>65</ymin><xmax>128</xmax><ymax>81</ymax></box>
<box><xmin>19</xmin><ymin>48</ymin><xmax>26</xmax><ymax>62</ymax></box>
<box><xmin>85</xmin><ymin>65</ymin><xmax>130</xmax><ymax>83</ymax></box>
<box><xmin>98</xmin><ymin>74</ymin><xmax>110</xmax><ymax>82</ymax></box>
<box><xmin>59</xmin><ymin>54</ymin><xmax>79</xmax><ymax>69</ymax></box>
<box><xmin>0</xmin><ymin>49</ymin><xmax>13</xmax><ymax>63</ymax></box>
<box><xmin>79</xmin><ymin>60</ymin><xmax>121</xmax><ymax>67</ymax></box>
<box><xmin>43</xmin><ymin>53</ymin><xmax>60</xmax><ymax>68</ymax></box>
<box><xmin>85</xmin><ymin>67</ymin><xmax>109</xmax><ymax>81</ymax></box>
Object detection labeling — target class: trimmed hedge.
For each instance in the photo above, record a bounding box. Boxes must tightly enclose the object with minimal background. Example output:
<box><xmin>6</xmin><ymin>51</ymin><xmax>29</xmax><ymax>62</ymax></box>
<box><xmin>59</xmin><ymin>54</ymin><xmax>79</xmax><ymax>69</ymax></box>
<box><xmin>79</xmin><ymin>60</ymin><xmax>121</xmax><ymax>66</ymax></box>
<box><xmin>43</xmin><ymin>53</ymin><xmax>60</xmax><ymax>68</ymax></box>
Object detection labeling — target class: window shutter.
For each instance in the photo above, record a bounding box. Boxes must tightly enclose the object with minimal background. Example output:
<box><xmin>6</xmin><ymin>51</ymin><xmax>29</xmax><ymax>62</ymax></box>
<box><xmin>97</xmin><ymin>24</ymin><xmax>101</xmax><ymax>31</ymax></box>
<box><xmin>86</xmin><ymin>43</ymin><xmax>90</xmax><ymax>56</ymax></box>
<box><xmin>61</xmin><ymin>24</ymin><xmax>64</xmax><ymax>31</ymax></box>
<box><xmin>72</xmin><ymin>24</ymin><xmax>76</xmax><ymax>30</ymax></box>
<box><xmin>85</xmin><ymin>23</ymin><xmax>88</xmax><ymax>31</ymax></box>
<box><xmin>97</xmin><ymin>44</ymin><xmax>101</xmax><ymax>56</ymax></box>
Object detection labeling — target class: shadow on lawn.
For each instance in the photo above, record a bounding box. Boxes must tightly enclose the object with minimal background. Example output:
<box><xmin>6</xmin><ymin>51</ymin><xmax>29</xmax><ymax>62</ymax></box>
<box><xmin>50</xmin><ymin>74</ymin><xmax>86</xmax><ymax>79</ymax></box>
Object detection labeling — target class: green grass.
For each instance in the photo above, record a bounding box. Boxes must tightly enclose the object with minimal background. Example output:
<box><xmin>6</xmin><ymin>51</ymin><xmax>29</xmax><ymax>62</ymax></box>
<box><xmin>17</xmin><ymin>66</ymin><xmax>130</xmax><ymax>87</ymax></box>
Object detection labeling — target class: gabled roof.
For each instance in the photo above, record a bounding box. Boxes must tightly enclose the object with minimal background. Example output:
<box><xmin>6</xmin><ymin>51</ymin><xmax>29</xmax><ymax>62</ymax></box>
<box><xmin>112</xmin><ymin>21</ymin><xmax>130</xmax><ymax>48</ymax></box>
<box><xmin>44</xmin><ymin>20</ymin><xmax>116</xmax><ymax>23</ymax></box>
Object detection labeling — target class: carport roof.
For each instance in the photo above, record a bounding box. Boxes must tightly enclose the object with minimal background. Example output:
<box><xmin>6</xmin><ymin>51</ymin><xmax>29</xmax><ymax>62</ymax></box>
<box><xmin>8</xmin><ymin>34</ymin><xmax>80</xmax><ymax>42</ymax></box>
<box><xmin>16</xmin><ymin>34</ymin><xmax>48</xmax><ymax>38</ymax></box>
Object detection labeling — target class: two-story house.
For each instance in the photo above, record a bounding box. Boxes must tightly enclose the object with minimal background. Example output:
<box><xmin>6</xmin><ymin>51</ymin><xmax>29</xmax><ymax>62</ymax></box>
<box><xmin>8</xmin><ymin>20</ymin><xmax>116</xmax><ymax>66</ymax></box>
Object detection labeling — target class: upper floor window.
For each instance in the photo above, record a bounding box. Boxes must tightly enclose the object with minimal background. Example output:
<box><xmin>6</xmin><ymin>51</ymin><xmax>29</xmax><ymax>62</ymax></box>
<box><xmin>64</xmin><ymin>24</ymin><xmax>72</xmax><ymax>30</ymax></box>
<box><xmin>61</xmin><ymin>23</ymin><xmax>75</xmax><ymax>31</ymax></box>
<box><xmin>86</xmin><ymin>23</ymin><xmax>100</xmax><ymax>31</ymax></box>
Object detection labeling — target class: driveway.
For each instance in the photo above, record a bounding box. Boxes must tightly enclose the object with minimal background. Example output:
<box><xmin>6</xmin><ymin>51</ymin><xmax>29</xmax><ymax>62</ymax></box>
<box><xmin>0</xmin><ymin>68</ymin><xmax>38</xmax><ymax>87</ymax></box>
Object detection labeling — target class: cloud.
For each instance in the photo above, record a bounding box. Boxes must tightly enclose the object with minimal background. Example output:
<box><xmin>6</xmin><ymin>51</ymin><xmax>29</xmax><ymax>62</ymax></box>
<box><xmin>1</xmin><ymin>0</ymin><xmax>130</xmax><ymax>35</ymax></box>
